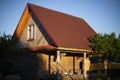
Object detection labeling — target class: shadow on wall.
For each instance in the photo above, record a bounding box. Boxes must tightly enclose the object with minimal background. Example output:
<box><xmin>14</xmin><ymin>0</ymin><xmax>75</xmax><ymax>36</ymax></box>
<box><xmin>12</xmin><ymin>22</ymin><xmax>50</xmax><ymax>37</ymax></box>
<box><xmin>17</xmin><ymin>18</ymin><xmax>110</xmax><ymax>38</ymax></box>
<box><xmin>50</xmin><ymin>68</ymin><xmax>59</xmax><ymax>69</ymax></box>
<box><xmin>12</xmin><ymin>53</ymin><xmax>49</xmax><ymax>80</ymax></box>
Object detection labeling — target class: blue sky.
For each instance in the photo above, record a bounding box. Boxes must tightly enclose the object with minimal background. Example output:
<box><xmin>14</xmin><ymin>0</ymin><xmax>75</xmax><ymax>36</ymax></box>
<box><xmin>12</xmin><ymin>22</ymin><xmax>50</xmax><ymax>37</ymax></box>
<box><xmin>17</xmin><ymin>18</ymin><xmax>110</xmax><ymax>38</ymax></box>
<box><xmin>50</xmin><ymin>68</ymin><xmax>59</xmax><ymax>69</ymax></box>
<box><xmin>0</xmin><ymin>0</ymin><xmax>120</xmax><ymax>36</ymax></box>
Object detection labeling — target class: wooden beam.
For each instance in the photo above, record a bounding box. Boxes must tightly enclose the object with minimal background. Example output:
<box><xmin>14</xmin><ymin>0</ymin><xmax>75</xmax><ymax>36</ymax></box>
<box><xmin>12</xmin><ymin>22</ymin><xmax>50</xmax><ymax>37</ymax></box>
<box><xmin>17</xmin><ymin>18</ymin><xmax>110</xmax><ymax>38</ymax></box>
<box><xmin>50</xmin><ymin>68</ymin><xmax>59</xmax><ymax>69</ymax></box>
<box><xmin>48</xmin><ymin>55</ymin><xmax>51</xmax><ymax>75</ymax></box>
<box><xmin>57</xmin><ymin>47</ymin><xmax>92</xmax><ymax>53</ymax></box>
<box><xmin>56</xmin><ymin>50</ymin><xmax>60</xmax><ymax>80</ymax></box>
<box><xmin>73</xmin><ymin>56</ymin><xmax>75</xmax><ymax>74</ymax></box>
<box><xmin>83</xmin><ymin>52</ymin><xmax>87</xmax><ymax>79</ymax></box>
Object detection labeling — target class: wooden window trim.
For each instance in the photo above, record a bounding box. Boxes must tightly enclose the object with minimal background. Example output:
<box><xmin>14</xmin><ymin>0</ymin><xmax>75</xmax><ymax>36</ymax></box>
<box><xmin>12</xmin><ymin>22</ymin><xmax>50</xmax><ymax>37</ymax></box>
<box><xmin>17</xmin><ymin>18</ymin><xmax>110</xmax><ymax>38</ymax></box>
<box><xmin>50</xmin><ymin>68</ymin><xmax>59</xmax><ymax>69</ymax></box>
<box><xmin>27</xmin><ymin>24</ymin><xmax>35</xmax><ymax>41</ymax></box>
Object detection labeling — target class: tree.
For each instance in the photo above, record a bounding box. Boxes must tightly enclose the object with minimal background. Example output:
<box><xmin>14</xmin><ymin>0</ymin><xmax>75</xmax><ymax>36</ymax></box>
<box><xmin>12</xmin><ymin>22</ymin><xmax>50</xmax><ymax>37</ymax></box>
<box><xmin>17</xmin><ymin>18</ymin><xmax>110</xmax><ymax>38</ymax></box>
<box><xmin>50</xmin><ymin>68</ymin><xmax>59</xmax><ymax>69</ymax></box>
<box><xmin>0</xmin><ymin>32</ymin><xmax>13</xmax><ymax>74</ymax></box>
<box><xmin>89</xmin><ymin>32</ymin><xmax>120</xmax><ymax>62</ymax></box>
<box><xmin>113</xmin><ymin>34</ymin><xmax>120</xmax><ymax>62</ymax></box>
<box><xmin>0</xmin><ymin>32</ymin><xmax>31</xmax><ymax>76</ymax></box>
<box><xmin>89</xmin><ymin>33</ymin><xmax>120</xmax><ymax>79</ymax></box>
<box><xmin>89</xmin><ymin>33</ymin><xmax>107</xmax><ymax>63</ymax></box>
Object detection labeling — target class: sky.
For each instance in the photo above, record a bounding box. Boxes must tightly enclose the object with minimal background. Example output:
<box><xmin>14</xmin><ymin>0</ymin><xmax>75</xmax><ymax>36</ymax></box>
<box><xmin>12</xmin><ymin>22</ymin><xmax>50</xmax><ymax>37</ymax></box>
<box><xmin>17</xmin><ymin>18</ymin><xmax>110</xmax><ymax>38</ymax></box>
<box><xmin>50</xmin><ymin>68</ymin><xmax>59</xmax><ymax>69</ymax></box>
<box><xmin>0</xmin><ymin>0</ymin><xmax>120</xmax><ymax>36</ymax></box>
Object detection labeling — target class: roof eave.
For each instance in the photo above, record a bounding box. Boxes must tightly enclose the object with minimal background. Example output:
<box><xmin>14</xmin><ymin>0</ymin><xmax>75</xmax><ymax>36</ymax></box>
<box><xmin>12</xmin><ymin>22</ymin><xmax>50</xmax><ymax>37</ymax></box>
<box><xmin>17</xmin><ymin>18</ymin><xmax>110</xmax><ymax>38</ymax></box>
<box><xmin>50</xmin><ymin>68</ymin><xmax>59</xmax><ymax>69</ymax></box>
<box><xmin>57</xmin><ymin>47</ymin><xmax>92</xmax><ymax>54</ymax></box>
<box><xmin>16</xmin><ymin>45</ymin><xmax>56</xmax><ymax>53</ymax></box>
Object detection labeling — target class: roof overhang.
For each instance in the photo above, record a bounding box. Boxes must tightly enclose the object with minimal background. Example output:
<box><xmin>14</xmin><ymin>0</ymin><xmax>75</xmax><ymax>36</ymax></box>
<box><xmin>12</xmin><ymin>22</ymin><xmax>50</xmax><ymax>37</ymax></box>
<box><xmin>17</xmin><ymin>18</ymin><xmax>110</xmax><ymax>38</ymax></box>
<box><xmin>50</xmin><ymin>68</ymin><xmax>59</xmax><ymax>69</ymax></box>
<box><xmin>18</xmin><ymin>45</ymin><xmax>56</xmax><ymax>53</ymax></box>
<box><xmin>57</xmin><ymin>47</ymin><xmax>92</xmax><ymax>54</ymax></box>
<box><xmin>16</xmin><ymin>45</ymin><xmax>92</xmax><ymax>54</ymax></box>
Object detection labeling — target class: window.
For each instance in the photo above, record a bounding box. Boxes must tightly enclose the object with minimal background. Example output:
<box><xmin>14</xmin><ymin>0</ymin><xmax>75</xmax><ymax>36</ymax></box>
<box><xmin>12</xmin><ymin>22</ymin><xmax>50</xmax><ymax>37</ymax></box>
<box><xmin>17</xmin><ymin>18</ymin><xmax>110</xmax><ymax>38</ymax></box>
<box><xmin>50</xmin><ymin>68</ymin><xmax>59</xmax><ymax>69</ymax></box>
<box><xmin>27</xmin><ymin>24</ymin><xmax>35</xmax><ymax>41</ymax></box>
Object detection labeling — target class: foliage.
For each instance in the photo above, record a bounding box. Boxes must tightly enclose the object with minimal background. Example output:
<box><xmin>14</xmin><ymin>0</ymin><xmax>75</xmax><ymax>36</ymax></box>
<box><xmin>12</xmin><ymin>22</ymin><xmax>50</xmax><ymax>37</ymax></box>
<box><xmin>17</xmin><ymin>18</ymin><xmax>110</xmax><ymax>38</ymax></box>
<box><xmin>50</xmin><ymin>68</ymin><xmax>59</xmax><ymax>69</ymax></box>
<box><xmin>113</xmin><ymin>34</ymin><xmax>120</xmax><ymax>62</ymax></box>
<box><xmin>89</xmin><ymin>32</ymin><xmax>120</xmax><ymax>62</ymax></box>
<box><xmin>0</xmin><ymin>32</ymin><xmax>13</xmax><ymax>73</ymax></box>
<box><xmin>0</xmin><ymin>32</ymin><xmax>31</xmax><ymax>75</ymax></box>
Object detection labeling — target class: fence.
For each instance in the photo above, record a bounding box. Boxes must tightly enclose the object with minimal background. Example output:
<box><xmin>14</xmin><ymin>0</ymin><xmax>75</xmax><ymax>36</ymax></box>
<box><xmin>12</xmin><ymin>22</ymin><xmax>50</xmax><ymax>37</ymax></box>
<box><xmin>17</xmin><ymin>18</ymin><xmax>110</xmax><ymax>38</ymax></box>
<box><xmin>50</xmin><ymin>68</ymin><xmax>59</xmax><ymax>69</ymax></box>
<box><xmin>89</xmin><ymin>63</ymin><xmax>120</xmax><ymax>79</ymax></box>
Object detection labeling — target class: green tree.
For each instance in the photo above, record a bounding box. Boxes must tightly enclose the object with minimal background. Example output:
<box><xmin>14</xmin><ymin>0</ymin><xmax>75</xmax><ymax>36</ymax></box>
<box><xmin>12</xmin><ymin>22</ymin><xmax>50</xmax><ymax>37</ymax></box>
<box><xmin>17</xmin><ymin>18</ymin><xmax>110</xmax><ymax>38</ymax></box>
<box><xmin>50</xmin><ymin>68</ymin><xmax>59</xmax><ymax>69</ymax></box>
<box><xmin>0</xmin><ymin>32</ymin><xmax>13</xmax><ymax>74</ymax></box>
<box><xmin>114</xmin><ymin>34</ymin><xmax>120</xmax><ymax>62</ymax></box>
<box><xmin>0</xmin><ymin>32</ymin><xmax>31</xmax><ymax>75</ymax></box>
<box><xmin>103</xmin><ymin>33</ymin><xmax>116</xmax><ymax>61</ymax></box>
<box><xmin>89</xmin><ymin>33</ymin><xmax>107</xmax><ymax>62</ymax></box>
<box><xmin>89</xmin><ymin>32</ymin><xmax>120</xmax><ymax>62</ymax></box>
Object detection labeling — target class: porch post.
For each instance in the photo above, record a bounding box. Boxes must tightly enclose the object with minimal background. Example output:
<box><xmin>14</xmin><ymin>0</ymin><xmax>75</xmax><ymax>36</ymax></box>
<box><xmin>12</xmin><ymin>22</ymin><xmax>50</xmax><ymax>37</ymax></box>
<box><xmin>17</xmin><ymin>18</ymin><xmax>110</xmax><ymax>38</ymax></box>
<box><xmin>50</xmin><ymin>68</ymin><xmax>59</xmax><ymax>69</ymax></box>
<box><xmin>56</xmin><ymin>50</ymin><xmax>60</xmax><ymax>80</ymax></box>
<box><xmin>48</xmin><ymin>55</ymin><xmax>51</xmax><ymax>75</ymax></box>
<box><xmin>83</xmin><ymin>52</ymin><xmax>87</xmax><ymax>80</ymax></box>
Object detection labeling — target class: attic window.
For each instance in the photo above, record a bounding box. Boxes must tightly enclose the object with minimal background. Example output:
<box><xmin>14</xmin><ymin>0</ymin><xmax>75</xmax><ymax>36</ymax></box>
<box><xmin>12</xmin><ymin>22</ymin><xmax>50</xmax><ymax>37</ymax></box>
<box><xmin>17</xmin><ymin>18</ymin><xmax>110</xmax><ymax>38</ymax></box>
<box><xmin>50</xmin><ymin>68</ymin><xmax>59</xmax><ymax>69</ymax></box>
<box><xmin>27</xmin><ymin>24</ymin><xmax>35</xmax><ymax>41</ymax></box>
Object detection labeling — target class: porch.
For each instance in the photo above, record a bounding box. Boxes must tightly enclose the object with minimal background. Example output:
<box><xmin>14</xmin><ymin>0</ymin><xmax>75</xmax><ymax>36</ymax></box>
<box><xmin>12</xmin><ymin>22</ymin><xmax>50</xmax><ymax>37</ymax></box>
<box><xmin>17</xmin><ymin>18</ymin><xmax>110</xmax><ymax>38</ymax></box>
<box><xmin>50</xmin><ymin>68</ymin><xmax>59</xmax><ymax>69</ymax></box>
<box><xmin>13</xmin><ymin>46</ymin><xmax>92</xmax><ymax>80</ymax></box>
<box><xmin>48</xmin><ymin>47</ymin><xmax>92</xmax><ymax>80</ymax></box>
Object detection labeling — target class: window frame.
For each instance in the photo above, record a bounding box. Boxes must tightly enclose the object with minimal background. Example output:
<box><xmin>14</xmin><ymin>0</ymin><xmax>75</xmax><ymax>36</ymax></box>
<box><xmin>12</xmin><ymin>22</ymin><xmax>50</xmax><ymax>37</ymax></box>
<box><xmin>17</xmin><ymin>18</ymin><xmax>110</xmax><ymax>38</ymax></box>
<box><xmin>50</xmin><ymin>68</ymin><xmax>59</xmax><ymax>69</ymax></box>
<box><xmin>27</xmin><ymin>24</ymin><xmax>36</xmax><ymax>41</ymax></box>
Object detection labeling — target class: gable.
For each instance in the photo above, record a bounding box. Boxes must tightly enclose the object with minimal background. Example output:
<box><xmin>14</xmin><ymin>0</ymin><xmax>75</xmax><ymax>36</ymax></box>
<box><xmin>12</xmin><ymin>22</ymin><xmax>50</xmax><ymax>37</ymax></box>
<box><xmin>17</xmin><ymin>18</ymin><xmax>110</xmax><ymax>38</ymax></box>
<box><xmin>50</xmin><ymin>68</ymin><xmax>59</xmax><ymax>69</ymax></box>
<box><xmin>17</xmin><ymin>15</ymin><xmax>49</xmax><ymax>48</ymax></box>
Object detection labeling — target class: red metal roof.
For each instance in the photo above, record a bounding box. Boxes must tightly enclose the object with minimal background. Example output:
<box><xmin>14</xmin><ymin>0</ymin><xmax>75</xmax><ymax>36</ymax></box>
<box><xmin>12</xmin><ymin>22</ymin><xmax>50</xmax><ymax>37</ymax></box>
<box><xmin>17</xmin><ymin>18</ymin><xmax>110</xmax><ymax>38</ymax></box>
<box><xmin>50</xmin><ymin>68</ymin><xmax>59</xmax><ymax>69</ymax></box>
<box><xmin>28</xmin><ymin>3</ymin><xmax>96</xmax><ymax>50</ymax></box>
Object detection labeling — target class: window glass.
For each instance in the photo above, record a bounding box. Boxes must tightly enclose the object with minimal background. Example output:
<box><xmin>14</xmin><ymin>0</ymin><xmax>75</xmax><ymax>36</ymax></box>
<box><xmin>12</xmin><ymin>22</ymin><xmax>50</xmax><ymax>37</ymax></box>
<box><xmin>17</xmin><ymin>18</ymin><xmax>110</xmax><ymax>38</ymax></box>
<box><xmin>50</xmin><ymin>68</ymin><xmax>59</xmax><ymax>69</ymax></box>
<box><xmin>27</xmin><ymin>24</ymin><xmax>35</xmax><ymax>40</ymax></box>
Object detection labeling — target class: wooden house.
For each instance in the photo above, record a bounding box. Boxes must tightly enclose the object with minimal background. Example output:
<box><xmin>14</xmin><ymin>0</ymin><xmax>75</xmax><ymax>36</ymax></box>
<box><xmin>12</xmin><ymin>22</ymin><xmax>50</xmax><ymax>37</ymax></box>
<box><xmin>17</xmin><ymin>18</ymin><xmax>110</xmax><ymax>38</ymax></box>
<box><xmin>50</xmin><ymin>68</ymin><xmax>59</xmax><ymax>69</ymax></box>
<box><xmin>12</xmin><ymin>3</ymin><xmax>96</xmax><ymax>80</ymax></box>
